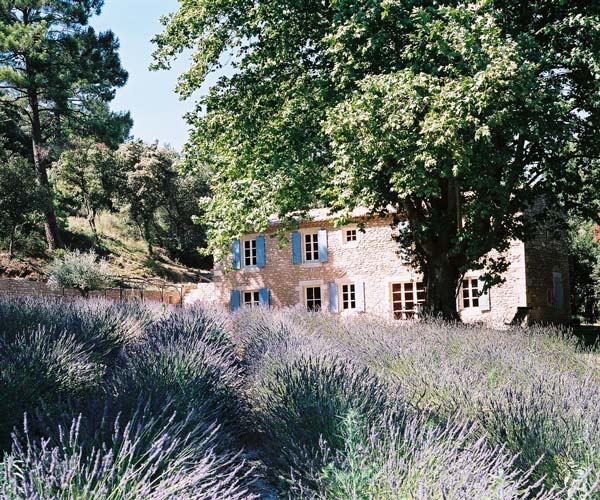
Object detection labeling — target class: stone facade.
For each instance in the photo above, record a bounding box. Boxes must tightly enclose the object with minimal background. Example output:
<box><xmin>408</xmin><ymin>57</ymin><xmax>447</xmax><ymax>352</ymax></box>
<box><xmin>201</xmin><ymin>213</ymin><xmax>571</xmax><ymax>326</ymax></box>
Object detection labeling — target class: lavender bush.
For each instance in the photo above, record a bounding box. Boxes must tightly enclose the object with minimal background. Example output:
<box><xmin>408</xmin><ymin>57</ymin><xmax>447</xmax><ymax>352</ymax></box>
<box><xmin>1</xmin><ymin>406</ymin><xmax>256</xmax><ymax>500</ymax></box>
<box><xmin>3</xmin><ymin>297</ymin><xmax>600</xmax><ymax>498</ymax></box>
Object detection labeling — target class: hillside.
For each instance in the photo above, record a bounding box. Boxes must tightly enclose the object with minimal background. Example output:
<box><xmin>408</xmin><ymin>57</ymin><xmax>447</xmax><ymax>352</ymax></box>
<box><xmin>0</xmin><ymin>212</ymin><xmax>211</xmax><ymax>284</ymax></box>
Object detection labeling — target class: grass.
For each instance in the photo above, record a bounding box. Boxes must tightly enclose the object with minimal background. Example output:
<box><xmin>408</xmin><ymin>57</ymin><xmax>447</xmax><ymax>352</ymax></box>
<box><xmin>1</xmin><ymin>297</ymin><xmax>599</xmax><ymax>498</ymax></box>
<box><xmin>0</xmin><ymin>211</ymin><xmax>210</xmax><ymax>283</ymax></box>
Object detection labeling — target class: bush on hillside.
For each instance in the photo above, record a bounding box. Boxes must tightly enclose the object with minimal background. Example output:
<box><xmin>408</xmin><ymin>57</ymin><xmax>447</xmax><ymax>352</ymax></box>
<box><xmin>48</xmin><ymin>250</ymin><xmax>113</xmax><ymax>297</ymax></box>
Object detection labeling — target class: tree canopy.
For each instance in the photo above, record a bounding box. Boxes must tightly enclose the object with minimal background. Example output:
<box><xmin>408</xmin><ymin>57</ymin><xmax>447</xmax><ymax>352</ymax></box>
<box><xmin>154</xmin><ymin>0</ymin><xmax>600</xmax><ymax>318</ymax></box>
<box><xmin>0</xmin><ymin>0</ymin><xmax>130</xmax><ymax>250</ymax></box>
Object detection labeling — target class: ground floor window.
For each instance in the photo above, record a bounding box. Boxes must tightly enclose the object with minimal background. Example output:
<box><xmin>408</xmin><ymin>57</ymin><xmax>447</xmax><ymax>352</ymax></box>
<box><xmin>462</xmin><ymin>278</ymin><xmax>479</xmax><ymax>308</ymax></box>
<box><xmin>242</xmin><ymin>290</ymin><xmax>260</xmax><ymax>308</ymax></box>
<box><xmin>305</xmin><ymin>286</ymin><xmax>322</xmax><ymax>311</ymax></box>
<box><xmin>342</xmin><ymin>283</ymin><xmax>357</xmax><ymax>310</ymax></box>
<box><xmin>392</xmin><ymin>281</ymin><xmax>425</xmax><ymax>319</ymax></box>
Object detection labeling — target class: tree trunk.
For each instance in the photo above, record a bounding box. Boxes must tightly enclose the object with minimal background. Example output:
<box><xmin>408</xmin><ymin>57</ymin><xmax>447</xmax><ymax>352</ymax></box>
<box><xmin>28</xmin><ymin>86</ymin><xmax>63</xmax><ymax>252</ymax></box>
<box><xmin>87</xmin><ymin>207</ymin><xmax>100</xmax><ymax>247</ymax></box>
<box><xmin>8</xmin><ymin>226</ymin><xmax>16</xmax><ymax>259</ymax></box>
<box><xmin>422</xmin><ymin>257</ymin><xmax>461</xmax><ymax>321</ymax></box>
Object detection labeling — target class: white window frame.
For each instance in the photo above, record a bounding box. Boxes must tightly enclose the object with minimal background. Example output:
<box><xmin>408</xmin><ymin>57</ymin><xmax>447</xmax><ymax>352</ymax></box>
<box><xmin>461</xmin><ymin>278</ymin><xmax>480</xmax><ymax>309</ymax></box>
<box><xmin>390</xmin><ymin>281</ymin><xmax>425</xmax><ymax>320</ymax></box>
<box><xmin>304</xmin><ymin>285</ymin><xmax>323</xmax><ymax>311</ymax></box>
<box><xmin>341</xmin><ymin>282</ymin><xmax>357</xmax><ymax>311</ymax></box>
<box><xmin>303</xmin><ymin>230</ymin><xmax>320</xmax><ymax>263</ymax></box>
<box><xmin>242</xmin><ymin>290</ymin><xmax>260</xmax><ymax>308</ymax></box>
<box><xmin>242</xmin><ymin>237</ymin><xmax>258</xmax><ymax>268</ymax></box>
<box><xmin>340</xmin><ymin>224</ymin><xmax>360</xmax><ymax>248</ymax></box>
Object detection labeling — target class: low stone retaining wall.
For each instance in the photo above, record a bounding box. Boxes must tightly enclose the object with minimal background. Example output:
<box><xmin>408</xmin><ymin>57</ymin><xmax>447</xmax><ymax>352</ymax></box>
<box><xmin>0</xmin><ymin>278</ymin><xmax>192</xmax><ymax>306</ymax></box>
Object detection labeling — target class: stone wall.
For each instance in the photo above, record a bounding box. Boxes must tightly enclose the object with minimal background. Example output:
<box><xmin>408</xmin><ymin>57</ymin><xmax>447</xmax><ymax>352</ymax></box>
<box><xmin>0</xmin><ymin>278</ymin><xmax>188</xmax><ymax>306</ymax></box>
<box><xmin>524</xmin><ymin>231</ymin><xmax>571</xmax><ymax>324</ymax></box>
<box><xmin>209</xmin><ymin>217</ymin><xmax>540</xmax><ymax>327</ymax></box>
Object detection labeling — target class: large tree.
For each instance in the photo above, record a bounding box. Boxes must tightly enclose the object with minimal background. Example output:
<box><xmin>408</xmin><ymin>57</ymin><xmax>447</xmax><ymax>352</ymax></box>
<box><xmin>53</xmin><ymin>139</ymin><xmax>119</xmax><ymax>245</ymax></box>
<box><xmin>154</xmin><ymin>0</ymin><xmax>600</xmax><ymax>319</ymax></box>
<box><xmin>0</xmin><ymin>1</ymin><xmax>129</xmax><ymax>250</ymax></box>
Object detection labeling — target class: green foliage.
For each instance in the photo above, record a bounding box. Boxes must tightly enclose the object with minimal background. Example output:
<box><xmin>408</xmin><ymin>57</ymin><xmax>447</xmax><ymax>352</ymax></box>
<box><xmin>568</xmin><ymin>218</ymin><xmax>600</xmax><ymax>323</ymax></box>
<box><xmin>154</xmin><ymin>0</ymin><xmax>600</xmax><ymax>318</ymax></box>
<box><xmin>116</xmin><ymin>140</ymin><xmax>210</xmax><ymax>267</ymax></box>
<box><xmin>48</xmin><ymin>250</ymin><xmax>112</xmax><ymax>297</ymax></box>
<box><xmin>0</xmin><ymin>1</ymin><xmax>131</xmax><ymax>249</ymax></box>
<box><xmin>0</xmin><ymin>155</ymin><xmax>43</xmax><ymax>257</ymax></box>
<box><xmin>53</xmin><ymin>139</ymin><xmax>120</xmax><ymax>243</ymax></box>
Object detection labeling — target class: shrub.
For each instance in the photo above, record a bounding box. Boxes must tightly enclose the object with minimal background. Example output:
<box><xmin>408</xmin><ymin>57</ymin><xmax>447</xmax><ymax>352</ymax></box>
<box><xmin>251</xmin><ymin>353</ymin><xmax>404</xmax><ymax>480</ymax></box>
<box><xmin>48</xmin><ymin>250</ymin><xmax>113</xmax><ymax>298</ymax></box>
<box><xmin>110</xmin><ymin>308</ymin><xmax>245</xmax><ymax>434</ymax></box>
<box><xmin>312</xmin><ymin>412</ymin><xmax>558</xmax><ymax>500</ymax></box>
<box><xmin>0</xmin><ymin>326</ymin><xmax>103</xmax><ymax>450</ymax></box>
<box><xmin>0</xmin><ymin>296</ymin><xmax>153</xmax><ymax>366</ymax></box>
<box><xmin>1</xmin><ymin>406</ymin><xmax>257</xmax><ymax>499</ymax></box>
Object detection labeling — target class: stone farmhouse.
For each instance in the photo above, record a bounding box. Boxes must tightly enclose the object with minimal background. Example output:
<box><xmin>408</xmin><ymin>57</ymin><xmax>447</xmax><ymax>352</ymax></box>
<box><xmin>190</xmin><ymin>208</ymin><xmax>571</xmax><ymax>326</ymax></box>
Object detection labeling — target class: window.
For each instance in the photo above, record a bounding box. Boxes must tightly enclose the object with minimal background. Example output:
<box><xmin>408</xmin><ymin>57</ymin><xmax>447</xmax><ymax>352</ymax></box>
<box><xmin>344</xmin><ymin>228</ymin><xmax>357</xmax><ymax>243</ymax></box>
<box><xmin>342</xmin><ymin>283</ymin><xmax>356</xmax><ymax>310</ymax></box>
<box><xmin>242</xmin><ymin>290</ymin><xmax>260</xmax><ymax>308</ymax></box>
<box><xmin>304</xmin><ymin>232</ymin><xmax>319</xmax><ymax>262</ymax></box>
<box><xmin>391</xmin><ymin>282</ymin><xmax>425</xmax><ymax>319</ymax></box>
<box><xmin>243</xmin><ymin>239</ymin><xmax>257</xmax><ymax>267</ymax></box>
<box><xmin>462</xmin><ymin>279</ymin><xmax>479</xmax><ymax>308</ymax></box>
<box><xmin>305</xmin><ymin>286</ymin><xmax>322</xmax><ymax>311</ymax></box>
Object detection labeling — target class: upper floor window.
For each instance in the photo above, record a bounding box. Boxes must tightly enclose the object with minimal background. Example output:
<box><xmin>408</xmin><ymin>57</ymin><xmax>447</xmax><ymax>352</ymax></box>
<box><xmin>304</xmin><ymin>232</ymin><xmax>320</xmax><ymax>262</ymax></box>
<box><xmin>243</xmin><ymin>239</ymin><xmax>257</xmax><ymax>267</ymax></box>
<box><xmin>342</xmin><ymin>283</ymin><xmax>357</xmax><ymax>310</ymax></box>
<box><xmin>462</xmin><ymin>279</ymin><xmax>479</xmax><ymax>308</ymax></box>
<box><xmin>392</xmin><ymin>281</ymin><xmax>425</xmax><ymax>319</ymax></box>
<box><xmin>242</xmin><ymin>290</ymin><xmax>260</xmax><ymax>308</ymax></box>
<box><xmin>305</xmin><ymin>286</ymin><xmax>322</xmax><ymax>311</ymax></box>
<box><xmin>344</xmin><ymin>228</ymin><xmax>357</xmax><ymax>243</ymax></box>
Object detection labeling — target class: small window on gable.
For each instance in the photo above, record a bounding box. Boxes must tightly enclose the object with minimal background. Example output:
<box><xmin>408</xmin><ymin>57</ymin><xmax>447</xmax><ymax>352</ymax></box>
<box><xmin>462</xmin><ymin>279</ymin><xmax>479</xmax><ymax>308</ymax></box>
<box><xmin>242</xmin><ymin>290</ymin><xmax>260</xmax><ymax>308</ymax></box>
<box><xmin>305</xmin><ymin>286</ymin><xmax>322</xmax><ymax>311</ymax></box>
<box><xmin>304</xmin><ymin>232</ymin><xmax>319</xmax><ymax>262</ymax></box>
<box><xmin>243</xmin><ymin>239</ymin><xmax>257</xmax><ymax>267</ymax></box>
<box><xmin>342</xmin><ymin>283</ymin><xmax>356</xmax><ymax>310</ymax></box>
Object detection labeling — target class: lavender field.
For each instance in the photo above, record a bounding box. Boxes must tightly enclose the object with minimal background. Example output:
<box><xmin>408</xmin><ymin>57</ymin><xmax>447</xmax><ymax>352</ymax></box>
<box><xmin>0</xmin><ymin>297</ymin><xmax>599</xmax><ymax>499</ymax></box>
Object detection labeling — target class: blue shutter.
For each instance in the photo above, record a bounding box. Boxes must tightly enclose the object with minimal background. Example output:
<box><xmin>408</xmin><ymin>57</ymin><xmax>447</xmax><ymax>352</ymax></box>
<box><xmin>355</xmin><ymin>281</ymin><xmax>365</xmax><ymax>312</ymax></box>
<box><xmin>259</xmin><ymin>288</ymin><xmax>270</xmax><ymax>307</ymax></box>
<box><xmin>318</xmin><ymin>229</ymin><xmax>328</xmax><ymax>263</ymax></box>
<box><xmin>230</xmin><ymin>290</ymin><xmax>241</xmax><ymax>312</ymax></box>
<box><xmin>329</xmin><ymin>282</ymin><xmax>338</xmax><ymax>313</ymax></box>
<box><xmin>478</xmin><ymin>278</ymin><xmax>490</xmax><ymax>311</ymax></box>
<box><xmin>232</xmin><ymin>240</ymin><xmax>241</xmax><ymax>270</ymax></box>
<box><xmin>256</xmin><ymin>236</ymin><xmax>266</xmax><ymax>268</ymax></box>
<box><xmin>292</xmin><ymin>231</ymin><xmax>302</xmax><ymax>265</ymax></box>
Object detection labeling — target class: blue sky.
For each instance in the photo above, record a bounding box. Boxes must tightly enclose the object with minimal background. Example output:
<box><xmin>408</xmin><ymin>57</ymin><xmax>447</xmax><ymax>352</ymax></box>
<box><xmin>92</xmin><ymin>0</ymin><xmax>210</xmax><ymax>150</ymax></box>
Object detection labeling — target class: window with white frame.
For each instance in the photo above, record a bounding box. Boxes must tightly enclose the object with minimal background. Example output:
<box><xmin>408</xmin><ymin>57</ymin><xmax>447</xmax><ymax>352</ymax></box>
<box><xmin>344</xmin><ymin>228</ymin><xmax>357</xmax><ymax>243</ymax></box>
<box><xmin>342</xmin><ymin>283</ymin><xmax>356</xmax><ymax>310</ymax></box>
<box><xmin>242</xmin><ymin>290</ymin><xmax>260</xmax><ymax>308</ymax></box>
<box><xmin>304</xmin><ymin>286</ymin><xmax>322</xmax><ymax>311</ymax></box>
<box><xmin>243</xmin><ymin>239</ymin><xmax>257</xmax><ymax>267</ymax></box>
<box><xmin>462</xmin><ymin>279</ymin><xmax>479</xmax><ymax>308</ymax></box>
<box><xmin>391</xmin><ymin>281</ymin><xmax>425</xmax><ymax>319</ymax></box>
<box><xmin>304</xmin><ymin>232</ymin><xmax>319</xmax><ymax>262</ymax></box>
